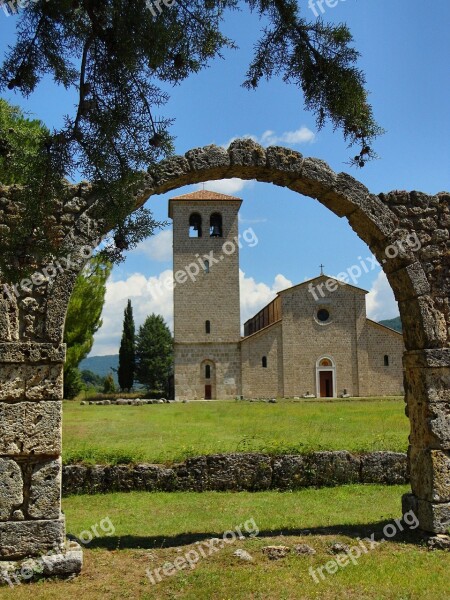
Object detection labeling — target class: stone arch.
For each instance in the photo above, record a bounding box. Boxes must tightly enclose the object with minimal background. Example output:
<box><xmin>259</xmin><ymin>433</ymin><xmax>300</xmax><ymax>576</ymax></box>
<box><xmin>0</xmin><ymin>138</ymin><xmax>448</xmax><ymax>571</ymax></box>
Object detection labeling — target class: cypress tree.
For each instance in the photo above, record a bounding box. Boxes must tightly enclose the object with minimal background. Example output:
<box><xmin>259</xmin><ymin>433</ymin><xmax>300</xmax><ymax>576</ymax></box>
<box><xmin>118</xmin><ymin>299</ymin><xmax>136</xmax><ymax>392</ymax></box>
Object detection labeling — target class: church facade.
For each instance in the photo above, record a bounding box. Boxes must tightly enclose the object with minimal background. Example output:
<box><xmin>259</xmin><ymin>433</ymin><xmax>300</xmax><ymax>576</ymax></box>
<box><xmin>169</xmin><ymin>190</ymin><xmax>404</xmax><ymax>401</ymax></box>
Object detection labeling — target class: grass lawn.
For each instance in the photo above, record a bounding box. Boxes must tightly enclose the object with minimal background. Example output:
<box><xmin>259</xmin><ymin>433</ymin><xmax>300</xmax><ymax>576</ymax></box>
<box><xmin>62</xmin><ymin>397</ymin><xmax>409</xmax><ymax>465</ymax></box>
<box><xmin>1</xmin><ymin>485</ymin><xmax>447</xmax><ymax>599</ymax></box>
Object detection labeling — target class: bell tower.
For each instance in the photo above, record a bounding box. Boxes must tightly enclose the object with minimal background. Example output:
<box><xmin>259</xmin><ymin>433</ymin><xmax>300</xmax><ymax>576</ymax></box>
<box><xmin>169</xmin><ymin>189</ymin><xmax>242</xmax><ymax>400</ymax></box>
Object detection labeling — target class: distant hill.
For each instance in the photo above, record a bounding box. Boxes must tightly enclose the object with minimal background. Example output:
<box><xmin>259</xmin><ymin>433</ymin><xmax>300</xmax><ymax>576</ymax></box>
<box><xmin>79</xmin><ymin>354</ymin><xmax>119</xmax><ymax>382</ymax></box>
<box><xmin>378</xmin><ymin>316</ymin><xmax>402</xmax><ymax>333</ymax></box>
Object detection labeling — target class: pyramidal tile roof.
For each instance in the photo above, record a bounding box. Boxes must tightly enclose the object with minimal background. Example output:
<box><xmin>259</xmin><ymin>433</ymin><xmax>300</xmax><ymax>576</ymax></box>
<box><xmin>170</xmin><ymin>189</ymin><xmax>242</xmax><ymax>201</ymax></box>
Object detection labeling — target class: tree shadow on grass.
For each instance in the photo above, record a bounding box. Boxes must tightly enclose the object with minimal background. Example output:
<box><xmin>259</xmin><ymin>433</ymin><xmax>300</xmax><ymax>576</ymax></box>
<box><xmin>70</xmin><ymin>521</ymin><xmax>429</xmax><ymax>551</ymax></box>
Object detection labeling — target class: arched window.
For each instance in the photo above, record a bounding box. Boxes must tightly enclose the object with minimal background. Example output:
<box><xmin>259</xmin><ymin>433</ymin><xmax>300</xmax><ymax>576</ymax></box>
<box><xmin>204</xmin><ymin>259</ymin><xmax>210</xmax><ymax>273</ymax></box>
<box><xmin>384</xmin><ymin>355</ymin><xmax>389</xmax><ymax>366</ymax></box>
<box><xmin>210</xmin><ymin>213</ymin><xmax>223</xmax><ymax>238</ymax></box>
<box><xmin>262</xmin><ymin>356</ymin><xmax>267</xmax><ymax>368</ymax></box>
<box><xmin>205</xmin><ymin>320</ymin><xmax>211</xmax><ymax>334</ymax></box>
<box><xmin>205</xmin><ymin>364</ymin><xmax>211</xmax><ymax>379</ymax></box>
<box><xmin>319</xmin><ymin>358</ymin><xmax>332</xmax><ymax>367</ymax></box>
<box><xmin>189</xmin><ymin>213</ymin><xmax>202</xmax><ymax>238</ymax></box>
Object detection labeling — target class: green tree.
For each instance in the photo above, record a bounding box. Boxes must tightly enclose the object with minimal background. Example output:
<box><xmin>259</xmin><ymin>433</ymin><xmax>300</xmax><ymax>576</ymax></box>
<box><xmin>103</xmin><ymin>373</ymin><xmax>116</xmax><ymax>394</ymax></box>
<box><xmin>63</xmin><ymin>255</ymin><xmax>112</xmax><ymax>398</ymax></box>
<box><xmin>135</xmin><ymin>314</ymin><xmax>173</xmax><ymax>396</ymax></box>
<box><xmin>0</xmin><ymin>1</ymin><xmax>382</xmax><ymax>279</ymax></box>
<box><xmin>118</xmin><ymin>299</ymin><xmax>135</xmax><ymax>392</ymax></box>
<box><xmin>0</xmin><ymin>98</ymin><xmax>49</xmax><ymax>185</ymax></box>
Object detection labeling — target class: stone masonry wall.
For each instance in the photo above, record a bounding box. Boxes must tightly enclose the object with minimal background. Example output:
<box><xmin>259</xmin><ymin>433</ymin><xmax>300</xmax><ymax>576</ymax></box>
<box><xmin>61</xmin><ymin>451</ymin><xmax>408</xmax><ymax>496</ymax></box>
<box><xmin>366</xmin><ymin>321</ymin><xmax>405</xmax><ymax>396</ymax></box>
<box><xmin>241</xmin><ymin>322</ymin><xmax>283</xmax><ymax>398</ymax></box>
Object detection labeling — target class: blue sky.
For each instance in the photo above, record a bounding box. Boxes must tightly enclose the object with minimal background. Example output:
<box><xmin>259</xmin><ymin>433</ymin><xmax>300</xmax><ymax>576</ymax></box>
<box><xmin>1</xmin><ymin>1</ymin><xmax>449</xmax><ymax>354</ymax></box>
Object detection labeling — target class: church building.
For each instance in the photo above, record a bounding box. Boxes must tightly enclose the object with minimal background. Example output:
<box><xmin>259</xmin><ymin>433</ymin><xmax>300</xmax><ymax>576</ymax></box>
<box><xmin>169</xmin><ymin>189</ymin><xmax>404</xmax><ymax>401</ymax></box>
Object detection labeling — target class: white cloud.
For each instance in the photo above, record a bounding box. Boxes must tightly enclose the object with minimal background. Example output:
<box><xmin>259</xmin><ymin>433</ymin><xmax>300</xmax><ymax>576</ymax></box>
<box><xmin>90</xmin><ymin>270</ymin><xmax>174</xmax><ymax>356</ymax></box>
<box><xmin>195</xmin><ymin>178</ymin><xmax>252</xmax><ymax>195</ymax></box>
<box><xmin>239</xmin><ymin>269</ymin><xmax>292</xmax><ymax>326</ymax></box>
<box><xmin>224</xmin><ymin>126</ymin><xmax>316</xmax><ymax>149</ymax></box>
<box><xmin>91</xmin><ymin>268</ymin><xmax>293</xmax><ymax>355</ymax></box>
<box><xmin>135</xmin><ymin>229</ymin><xmax>172</xmax><ymax>262</ymax></box>
<box><xmin>366</xmin><ymin>271</ymin><xmax>399</xmax><ymax>321</ymax></box>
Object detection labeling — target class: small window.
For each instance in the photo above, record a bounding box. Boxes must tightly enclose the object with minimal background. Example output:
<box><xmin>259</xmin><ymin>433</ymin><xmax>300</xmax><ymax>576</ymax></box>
<box><xmin>189</xmin><ymin>213</ymin><xmax>202</xmax><ymax>238</ymax></box>
<box><xmin>210</xmin><ymin>213</ymin><xmax>223</xmax><ymax>238</ymax></box>
<box><xmin>262</xmin><ymin>356</ymin><xmax>267</xmax><ymax>368</ymax></box>
<box><xmin>204</xmin><ymin>259</ymin><xmax>210</xmax><ymax>273</ymax></box>
<box><xmin>205</xmin><ymin>320</ymin><xmax>211</xmax><ymax>334</ymax></box>
<box><xmin>317</xmin><ymin>308</ymin><xmax>330</xmax><ymax>322</ymax></box>
<box><xmin>205</xmin><ymin>364</ymin><xmax>211</xmax><ymax>379</ymax></box>
<box><xmin>384</xmin><ymin>355</ymin><xmax>389</xmax><ymax>366</ymax></box>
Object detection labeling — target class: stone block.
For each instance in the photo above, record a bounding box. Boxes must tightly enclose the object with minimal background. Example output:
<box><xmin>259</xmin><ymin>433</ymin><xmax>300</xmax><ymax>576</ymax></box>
<box><xmin>291</xmin><ymin>157</ymin><xmax>337</xmax><ymax>199</ymax></box>
<box><xmin>148</xmin><ymin>155</ymin><xmax>191</xmax><ymax>192</ymax></box>
<box><xmin>0</xmin><ymin>401</ymin><xmax>62</xmax><ymax>455</ymax></box>
<box><xmin>348</xmin><ymin>194</ymin><xmax>397</xmax><ymax>243</ymax></box>
<box><xmin>0</xmin><ymin>459</ymin><xmax>23</xmax><ymax>521</ymax></box>
<box><xmin>185</xmin><ymin>145</ymin><xmax>230</xmax><ymax>173</ymax></box>
<box><xmin>406</xmin><ymin>395</ymin><xmax>450</xmax><ymax>449</ymax></box>
<box><xmin>228</xmin><ymin>139</ymin><xmax>266</xmax><ymax>173</ymax></box>
<box><xmin>415</xmin><ymin>499</ymin><xmax>450</xmax><ymax>535</ymax></box>
<box><xmin>403</xmin><ymin>349</ymin><xmax>450</xmax><ymax>370</ymax></box>
<box><xmin>360</xmin><ymin>452</ymin><xmax>408</xmax><ymax>484</ymax></box>
<box><xmin>28</xmin><ymin>459</ymin><xmax>62</xmax><ymax>520</ymax></box>
<box><xmin>0</xmin><ymin>364</ymin><xmax>63</xmax><ymax>401</ymax></box>
<box><xmin>201</xmin><ymin>453</ymin><xmax>272</xmax><ymax>491</ymax></box>
<box><xmin>0</xmin><ymin>343</ymin><xmax>65</xmax><ymax>363</ymax></box>
<box><xmin>0</xmin><ymin>518</ymin><xmax>65</xmax><ymax>560</ymax></box>
<box><xmin>409</xmin><ymin>447</ymin><xmax>450</xmax><ymax>503</ymax></box>
<box><xmin>265</xmin><ymin>146</ymin><xmax>303</xmax><ymax>183</ymax></box>
<box><xmin>399</xmin><ymin>296</ymin><xmax>447</xmax><ymax>350</ymax></box>
<box><xmin>307</xmin><ymin>451</ymin><xmax>360</xmax><ymax>486</ymax></box>
<box><xmin>405</xmin><ymin>366</ymin><xmax>450</xmax><ymax>407</ymax></box>
<box><xmin>388</xmin><ymin>262</ymin><xmax>431</xmax><ymax>302</ymax></box>
<box><xmin>271</xmin><ymin>455</ymin><xmax>311</xmax><ymax>489</ymax></box>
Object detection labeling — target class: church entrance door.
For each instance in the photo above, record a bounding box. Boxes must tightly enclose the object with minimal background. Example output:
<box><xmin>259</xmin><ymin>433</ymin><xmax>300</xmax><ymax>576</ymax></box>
<box><xmin>205</xmin><ymin>385</ymin><xmax>212</xmax><ymax>400</ymax></box>
<box><xmin>319</xmin><ymin>371</ymin><xmax>333</xmax><ymax>397</ymax></box>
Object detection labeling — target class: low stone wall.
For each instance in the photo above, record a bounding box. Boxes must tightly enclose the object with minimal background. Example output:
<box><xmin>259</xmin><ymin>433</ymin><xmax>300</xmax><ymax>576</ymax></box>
<box><xmin>62</xmin><ymin>451</ymin><xmax>408</xmax><ymax>496</ymax></box>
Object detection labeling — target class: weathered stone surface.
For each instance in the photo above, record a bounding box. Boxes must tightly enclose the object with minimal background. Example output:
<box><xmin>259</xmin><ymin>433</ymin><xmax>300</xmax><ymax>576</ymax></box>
<box><xmin>292</xmin><ymin>157</ymin><xmax>337</xmax><ymax>198</ymax></box>
<box><xmin>185</xmin><ymin>144</ymin><xmax>230</xmax><ymax>173</ymax></box>
<box><xmin>404</xmin><ymin>365</ymin><xmax>450</xmax><ymax>405</ymax></box>
<box><xmin>0</xmin><ymin>343</ymin><xmax>65</xmax><ymax>363</ymax></box>
<box><xmin>360</xmin><ymin>452</ymin><xmax>408</xmax><ymax>484</ymax></box>
<box><xmin>403</xmin><ymin>349</ymin><xmax>450</xmax><ymax>370</ymax></box>
<box><xmin>0</xmin><ymin>459</ymin><xmax>23</xmax><ymax>520</ymax></box>
<box><xmin>387</xmin><ymin>262</ymin><xmax>431</xmax><ymax>303</ymax></box>
<box><xmin>406</xmin><ymin>396</ymin><xmax>450</xmax><ymax>449</ymax></box>
<box><xmin>308</xmin><ymin>451</ymin><xmax>360</xmax><ymax>486</ymax></box>
<box><xmin>399</xmin><ymin>296</ymin><xmax>448</xmax><ymax>349</ymax></box>
<box><xmin>0</xmin><ymin>401</ymin><xmax>61</xmax><ymax>455</ymax></box>
<box><xmin>265</xmin><ymin>146</ymin><xmax>303</xmax><ymax>179</ymax></box>
<box><xmin>272</xmin><ymin>455</ymin><xmax>310</xmax><ymax>489</ymax></box>
<box><xmin>416</xmin><ymin>500</ymin><xmax>450</xmax><ymax>534</ymax></box>
<box><xmin>409</xmin><ymin>448</ymin><xmax>450</xmax><ymax>503</ymax></box>
<box><xmin>348</xmin><ymin>194</ymin><xmax>397</xmax><ymax>243</ymax></box>
<box><xmin>149</xmin><ymin>155</ymin><xmax>191</xmax><ymax>192</ymax></box>
<box><xmin>28</xmin><ymin>460</ymin><xmax>62</xmax><ymax>520</ymax></box>
<box><xmin>0</xmin><ymin>519</ymin><xmax>65</xmax><ymax>559</ymax></box>
<box><xmin>0</xmin><ymin>364</ymin><xmax>63</xmax><ymax>401</ymax></box>
<box><xmin>228</xmin><ymin>139</ymin><xmax>266</xmax><ymax>172</ymax></box>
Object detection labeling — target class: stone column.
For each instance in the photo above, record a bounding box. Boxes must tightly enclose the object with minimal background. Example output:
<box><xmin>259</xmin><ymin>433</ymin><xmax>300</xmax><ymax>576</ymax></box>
<box><xmin>0</xmin><ymin>292</ymin><xmax>82</xmax><ymax>578</ymax></box>
<box><xmin>402</xmin><ymin>349</ymin><xmax>450</xmax><ymax>534</ymax></box>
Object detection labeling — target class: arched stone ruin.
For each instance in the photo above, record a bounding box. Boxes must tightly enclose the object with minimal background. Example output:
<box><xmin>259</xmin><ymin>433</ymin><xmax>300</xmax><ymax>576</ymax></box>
<box><xmin>0</xmin><ymin>139</ymin><xmax>448</xmax><ymax>574</ymax></box>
